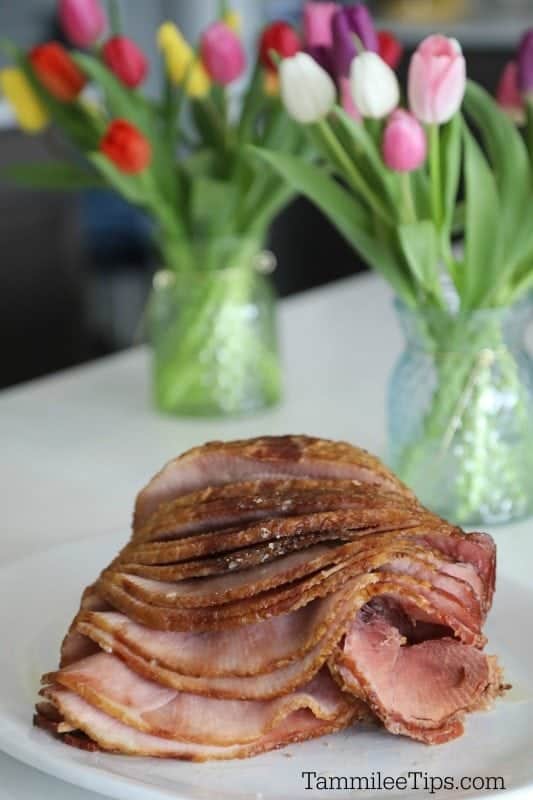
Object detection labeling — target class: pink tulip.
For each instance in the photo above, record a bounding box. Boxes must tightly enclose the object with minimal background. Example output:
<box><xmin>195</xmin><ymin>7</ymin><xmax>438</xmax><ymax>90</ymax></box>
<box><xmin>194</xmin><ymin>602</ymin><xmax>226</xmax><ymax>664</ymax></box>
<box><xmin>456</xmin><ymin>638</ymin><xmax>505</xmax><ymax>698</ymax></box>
<box><xmin>103</xmin><ymin>35</ymin><xmax>148</xmax><ymax>88</ymax></box>
<box><xmin>200</xmin><ymin>21</ymin><xmax>246</xmax><ymax>86</ymax></box>
<box><xmin>58</xmin><ymin>0</ymin><xmax>106</xmax><ymax>48</ymax></box>
<box><xmin>496</xmin><ymin>61</ymin><xmax>524</xmax><ymax>122</ymax></box>
<box><xmin>382</xmin><ymin>109</ymin><xmax>427</xmax><ymax>172</ymax></box>
<box><xmin>303</xmin><ymin>2</ymin><xmax>338</xmax><ymax>49</ymax></box>
<box><xmin>408</xmin><ymin>34</ymin><xmax>466</xmax><ymax>125</ymax></box>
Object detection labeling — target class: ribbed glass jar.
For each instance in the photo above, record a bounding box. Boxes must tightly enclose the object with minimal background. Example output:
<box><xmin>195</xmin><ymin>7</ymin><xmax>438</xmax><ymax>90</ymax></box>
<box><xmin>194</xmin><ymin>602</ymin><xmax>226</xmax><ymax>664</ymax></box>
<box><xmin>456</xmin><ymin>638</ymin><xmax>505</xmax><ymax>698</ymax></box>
<box><xmin>148</xmin><ymin>239</ymin><xmax>281</xmax><ymax>417</ymax></box>
<box><xmin>387</xmin><ymin>298</ymin><xmax>533</xmax><ymax>526</ymax></box>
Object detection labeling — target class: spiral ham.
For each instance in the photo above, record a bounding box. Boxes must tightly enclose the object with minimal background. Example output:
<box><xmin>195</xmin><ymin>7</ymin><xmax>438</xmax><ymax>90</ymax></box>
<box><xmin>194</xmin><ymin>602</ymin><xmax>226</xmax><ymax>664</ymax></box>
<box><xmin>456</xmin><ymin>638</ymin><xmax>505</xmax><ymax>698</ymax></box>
<box><xmin>36</xmin><ymin>435</ymin><xmax>505</xmax><ymax>759</ymax></box>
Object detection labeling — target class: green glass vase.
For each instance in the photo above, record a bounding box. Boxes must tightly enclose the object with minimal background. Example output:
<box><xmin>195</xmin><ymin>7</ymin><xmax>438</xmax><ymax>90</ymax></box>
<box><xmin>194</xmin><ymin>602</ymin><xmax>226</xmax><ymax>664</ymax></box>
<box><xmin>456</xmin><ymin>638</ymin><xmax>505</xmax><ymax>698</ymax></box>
<box><xmin>388</xmin><ymin>298</ymin><xmax>533</xmax><ymax>526</ymax></box>
<box><xmin>148</xmin><ymin>238</ymin><xmax>282</xmax><ymax>418</ymax></box>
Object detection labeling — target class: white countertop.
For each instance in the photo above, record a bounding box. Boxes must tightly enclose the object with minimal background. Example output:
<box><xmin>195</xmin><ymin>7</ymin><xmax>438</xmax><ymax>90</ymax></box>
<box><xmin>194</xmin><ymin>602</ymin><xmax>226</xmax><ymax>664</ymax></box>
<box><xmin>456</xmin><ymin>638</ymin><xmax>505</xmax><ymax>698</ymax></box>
<box><xmin>1</xmin><ymin>273</ymin><xmax>531</xmax><ymax>799</ymax></box>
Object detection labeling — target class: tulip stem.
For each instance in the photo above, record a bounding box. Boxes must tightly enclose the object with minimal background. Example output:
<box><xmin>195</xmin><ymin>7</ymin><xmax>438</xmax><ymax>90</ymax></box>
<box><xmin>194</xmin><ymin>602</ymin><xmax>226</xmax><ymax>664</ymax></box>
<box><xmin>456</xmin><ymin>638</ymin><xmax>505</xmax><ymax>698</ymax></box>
<box><xmin>429</xmin><ymin>123</ymin><xmax>442</xmax><ymax>228</ymax></box>
<box><xmin>401</xmin><ymin>172</ymin><xmax>417</xmax><ymax>223</ymax></box>
<box><xmin>107</xmin><ymin>0</ymin><xmax>122</xmax><ymax>36</ymax></box>
<box><xmin>315</xmin><ymin>119</ymin><xmax>391</xmax><ymax>224</ymax></box>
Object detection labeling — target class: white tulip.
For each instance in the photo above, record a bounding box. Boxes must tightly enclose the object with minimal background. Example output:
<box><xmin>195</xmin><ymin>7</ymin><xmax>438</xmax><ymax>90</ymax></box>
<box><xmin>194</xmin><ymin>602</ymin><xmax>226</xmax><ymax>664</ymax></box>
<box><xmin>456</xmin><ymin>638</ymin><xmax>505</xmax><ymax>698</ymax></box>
<box><xmin>280</xmin><ymin>52</ymin><xmax>336</xmax><ymax>124</ymax></box>
<box><xmin>350</xmin><ymin>51</ymin><xmax>400</xmax><ymax>119</ymax></box>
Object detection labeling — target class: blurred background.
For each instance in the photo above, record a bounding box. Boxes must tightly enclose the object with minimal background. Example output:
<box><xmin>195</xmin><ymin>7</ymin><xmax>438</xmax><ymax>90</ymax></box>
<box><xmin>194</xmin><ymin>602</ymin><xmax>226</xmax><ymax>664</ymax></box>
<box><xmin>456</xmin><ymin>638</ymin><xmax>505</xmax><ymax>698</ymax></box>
<box><xmin>1</xmin><ymin>0</ymin><xmax>532</xmax><ymax>389</ymax></box>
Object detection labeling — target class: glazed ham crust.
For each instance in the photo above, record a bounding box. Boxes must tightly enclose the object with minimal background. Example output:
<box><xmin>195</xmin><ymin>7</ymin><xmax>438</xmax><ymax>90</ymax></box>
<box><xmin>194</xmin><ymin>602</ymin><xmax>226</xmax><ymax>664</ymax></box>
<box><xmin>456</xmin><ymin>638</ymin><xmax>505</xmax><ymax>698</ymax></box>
<box><xmin>37</xmin><ymin>435</ymin><xmax>504</xmax><ymax>759</ymax></box>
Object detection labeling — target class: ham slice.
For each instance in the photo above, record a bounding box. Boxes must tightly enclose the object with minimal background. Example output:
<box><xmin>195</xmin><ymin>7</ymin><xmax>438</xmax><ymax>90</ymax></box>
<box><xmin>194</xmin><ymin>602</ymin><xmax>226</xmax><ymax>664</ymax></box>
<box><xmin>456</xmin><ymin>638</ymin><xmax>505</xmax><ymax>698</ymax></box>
<box><xmin>43</xmin><ymin>659</ymin><xmax>354</xmax><ymax>746</ymax></box>
<box><xmin>133</xmin><ymin>436</ymin><xmax>414</xmax><ymax>527</ymax></box>
<box><xmin>38</xmin><ymin>688</ymin><xmax>360</xmax><ymax>760</ymax></box>
<box><xmin>133</xmin><ymin>479</ymin><xmax>422</xmax><ymax>546</ymax></box>
<box><xmin>332</xmin><ymin>598</ymin><xmax>503</xmax><ymax>744</ymax></box>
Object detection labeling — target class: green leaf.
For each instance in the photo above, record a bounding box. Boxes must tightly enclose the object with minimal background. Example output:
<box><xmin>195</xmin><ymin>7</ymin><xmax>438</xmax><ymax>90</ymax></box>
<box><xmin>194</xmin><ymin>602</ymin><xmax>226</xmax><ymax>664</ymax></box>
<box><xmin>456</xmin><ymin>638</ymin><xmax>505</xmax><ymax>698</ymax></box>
<box><xmin>1</xmin><ymin>160</ymin><xmax>106</xmax><ymax>190</ymax></box>
<box><xmin>464</xmin><ymin>81</ymin><xmax>531</xmax><ymax>259</ymax></box>
<box><xmin>250</xmin><ymin>147</ymin><xmax>415</xmax><ymax>304</ymax></box>
<box><xmin>462</xmin><ymin>125</ymin><xmax>501</xmax><ymax>309</ymax></box>
<box><xmin>190</xmin><ymin>176</ymin><xmax>238</xmax><ymax>232</ymax></box>
<box><xmin>89</xmin><ymin>152</ymin><xmax>152</xmax><ymax>205</ymax></box>
<box><xmin>398</xmin><ymin>220</ymin><xmax>439</xmax><ymax>296</ymax></box>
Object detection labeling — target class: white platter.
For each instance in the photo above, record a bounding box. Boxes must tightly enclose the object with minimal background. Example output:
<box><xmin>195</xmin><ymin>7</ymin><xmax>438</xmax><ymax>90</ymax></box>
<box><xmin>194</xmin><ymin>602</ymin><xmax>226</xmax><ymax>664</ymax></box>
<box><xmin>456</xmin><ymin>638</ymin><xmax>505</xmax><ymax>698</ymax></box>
<box><xmin>0</xmin><ymin>534</ymin><xmax>532</xmax><ymax>800</ymax></box>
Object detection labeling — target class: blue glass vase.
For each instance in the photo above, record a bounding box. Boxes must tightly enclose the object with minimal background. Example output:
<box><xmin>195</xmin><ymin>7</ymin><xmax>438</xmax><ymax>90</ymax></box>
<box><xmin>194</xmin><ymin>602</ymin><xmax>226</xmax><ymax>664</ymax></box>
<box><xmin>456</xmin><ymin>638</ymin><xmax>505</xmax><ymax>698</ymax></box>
<box><xmin>388</xmin><ymin>299</ymin><xmax>533</xmax><ymax>526</ymax></box>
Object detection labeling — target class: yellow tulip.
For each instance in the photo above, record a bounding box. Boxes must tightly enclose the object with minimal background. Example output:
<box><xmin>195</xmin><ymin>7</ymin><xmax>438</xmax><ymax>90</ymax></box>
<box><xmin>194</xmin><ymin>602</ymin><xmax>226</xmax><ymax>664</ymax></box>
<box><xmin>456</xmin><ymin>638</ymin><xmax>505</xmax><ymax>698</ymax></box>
<box><xmin>157</xmin><ymin>22</ymin><xmax>210</xmax><ymax>98</ymax></box>
<box><xmin>0</xmin><ymin>67</ymin><xmax>48</xmax><ymax>133</ymax></box>
<box><xmin>224</xmin><ymin>10</ymin><xmax>242</xmax><ymax>34</ymax></box>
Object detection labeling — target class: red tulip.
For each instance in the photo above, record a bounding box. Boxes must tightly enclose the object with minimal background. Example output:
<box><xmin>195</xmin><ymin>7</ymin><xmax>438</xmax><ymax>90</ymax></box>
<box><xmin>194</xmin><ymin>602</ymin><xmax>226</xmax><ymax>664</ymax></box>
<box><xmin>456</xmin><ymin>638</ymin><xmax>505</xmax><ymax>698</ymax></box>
<box><xmin>58</xmin><ymin>0</ymin><xmax>106</xmax><ymax>48</ymax></box>
<box><xmin>496</xmin><ymin>60</ymin><xmax>524</xmax><ymax>122</ymax></box>
<box><xmin>200</xmin><ymin>21</ymin><xmax>246</xmax><ymax>85</ymax></box>
<box><xmin>29</xmin><ymin>42</ymin><xmax>86</xmax><ymax>102</ymax></box>
<box><xmin>103</xmin><ymin>36</ymin><xmax>148</xmax><ymax>88</ymax></box>
<box><xmin>100</xmin><ymin>119</ymin><xmax>151</xmax><ymax>173</ymax></box>
<box><xmin>259</xmin><ymin>21</ymin><xmax>301</xmax><ymax>72</ymax></box>
<box><xmin>378</xmin><ymin>30</ymin><xmax>403</xmax><ymax>70</ymax></box>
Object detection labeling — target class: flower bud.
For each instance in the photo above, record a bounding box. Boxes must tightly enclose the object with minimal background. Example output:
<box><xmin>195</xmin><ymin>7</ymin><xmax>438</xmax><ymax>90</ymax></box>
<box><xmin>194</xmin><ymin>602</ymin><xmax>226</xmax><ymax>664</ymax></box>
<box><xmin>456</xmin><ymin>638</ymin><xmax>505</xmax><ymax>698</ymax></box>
<box><xmin>58</xmin><ymin>0</ymin><xmax>106</xmax><ymax>49</ymax></box>
<box><xmin>259</xmin><ymin>21</ymin><xmax>301</xmax><ymax>72</ymax></box>
<box><xmin>100</xmin><ymin>119</ymin><xmax>151</xmax><ymax>174</ymax></box>
<box><xmin>157</xmin><ymin>22</ymin><xmax>210</xmax><ymax>98</ymax></box>
<box><xmin>201</xmin><ymin>21</ymin><xmax>246</xmax><ymax>85</ymax></box>
<box><xmin>280</xmin><ymin>52</ymin><xmax>336</xmax><ymax>124</ymax></box>
<box><xmin>29</xmin><ymin>42</ymin><xmax>86</xmax><ymax>102</ymax></box>
<box><xmin>382</xmin><ymin>109</ymin><xmax>427</xmax><ymax>172</ymax></box>
<box><xmin>103</xmin><ymin>36</ymin><xmax>148</xmax><ymax>88</ymax></box>
<box><xmin>408</xmin><ymin>35</ymin><xmax>466</xmax><ymax>125</ymax></box>
<box><xmin>378</xmin><ymin>30</ymin><xmax>403</xmax><ymax>70</ymax></box>
<box><xmin>0</xmin><ymin>68</ymin><xmax>49</xmax><ymax>132</ymax></box>
<box><xmin>496</xmin><ymin>61</ymin><xmax>524</xmax><ymax>122</ymax></box>
<box><xmin>303</xmin><ymin>2</ymin><xmax>337</xmax><ymax>49</ymax></box>
<box><xmin>350</xmin><ymin>51</ymin><xmax>399</xmax><ymax>119</ymax></box>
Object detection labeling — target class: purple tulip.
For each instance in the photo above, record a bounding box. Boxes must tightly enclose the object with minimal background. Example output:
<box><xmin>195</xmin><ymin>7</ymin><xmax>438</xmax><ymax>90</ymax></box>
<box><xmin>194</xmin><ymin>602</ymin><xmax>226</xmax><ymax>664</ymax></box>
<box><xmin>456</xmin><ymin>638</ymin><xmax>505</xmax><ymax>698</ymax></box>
<box><xmin>58</xmin><ymin>0</ymin><xmax>106</xmax><ymax>48</ymax></box>
<box><xmin>518</xmin><ymin>29</ymin><xmax>533</xmax><ymax>95</ymax></box>
<box><xmin>332</xmin><ymin>4</ymin><xmax>378</xmax><ymax>78</ymax></box>
<box><xmin>305</xmin><ymin>44</ymin><xmax>335</xmax><ymax>77</ymax></box>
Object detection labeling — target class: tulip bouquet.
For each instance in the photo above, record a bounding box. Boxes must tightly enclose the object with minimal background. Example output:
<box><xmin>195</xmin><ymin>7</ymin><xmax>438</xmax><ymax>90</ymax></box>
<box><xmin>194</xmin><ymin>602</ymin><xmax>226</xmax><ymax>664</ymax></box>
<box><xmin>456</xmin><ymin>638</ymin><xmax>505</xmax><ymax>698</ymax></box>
<box><xmin>0</xmin><ymin>0</ymin><xmax>311</xmax><ymax>416</ymax></box>
<box><xmin>256</xmin><ymin>3</ymin><xmax>533</xmax><ymax>524</ymax></box>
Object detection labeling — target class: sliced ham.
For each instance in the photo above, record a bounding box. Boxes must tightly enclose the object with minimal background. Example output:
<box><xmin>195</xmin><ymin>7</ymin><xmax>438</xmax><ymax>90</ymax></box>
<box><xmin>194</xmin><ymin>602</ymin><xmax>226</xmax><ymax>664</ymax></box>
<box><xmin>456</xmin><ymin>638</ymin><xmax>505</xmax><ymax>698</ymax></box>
<box><xmin>332</xmin><ymin>598</ymin><xmax>503</xmax><ymax>744</ymax></box>
<box><xmin>40</xmin><ymin>688</ymin><xmax>360</xmax><ymax>760</ymax></box>
<box><xmin>35</xmin><ymin>435</ymin><xmax>503</xmax><ymax>759</ymax></box>
<box><xmin>133</xmin><ymin>435</ymin><xmax>414</xmax><ymax>527</ymax></box>
<box><xmin>134</xmin><ymin>479</ymin><xmax>422</xmax><ymax>545</ymax></box>
<box><xmin>42</xmin><ymin>661</ymin><xmax>355</xmax><ymax>746</ymax></box>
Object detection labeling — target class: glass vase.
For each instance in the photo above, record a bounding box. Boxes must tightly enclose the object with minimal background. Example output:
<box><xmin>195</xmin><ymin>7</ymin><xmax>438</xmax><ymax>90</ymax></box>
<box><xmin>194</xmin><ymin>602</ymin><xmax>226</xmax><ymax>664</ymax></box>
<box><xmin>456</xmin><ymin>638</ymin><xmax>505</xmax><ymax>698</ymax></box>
<box><xmin>388</xmin><ymin>298</ymin><xmax>533</xmax><ymax>526</ymax></box>
<box><xmin>148</xmin><ymin>238</ymin><xmax>282</xmax><ymax>418</ymax></box>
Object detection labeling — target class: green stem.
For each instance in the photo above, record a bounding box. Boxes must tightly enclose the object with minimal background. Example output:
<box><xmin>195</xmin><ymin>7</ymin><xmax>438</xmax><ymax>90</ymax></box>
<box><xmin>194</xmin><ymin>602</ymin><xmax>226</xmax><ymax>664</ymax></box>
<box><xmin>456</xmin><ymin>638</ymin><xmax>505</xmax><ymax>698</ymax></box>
<box><xmin>107</xmin><ymin>0</ymin><xmax>121</xmax><ymax>36</ymax></box>
<box><xmin>401</xmin><ymin>172</ymin><xmax>417</xmax><ymax>224</ymax></box>
<box><xmin>315</xmin><ymin>119</ymin><xmax>393</xmax><ymax>225</ymax></box>
<box><xmin>429</xmin><ymin>124</ymin><xmax>442</xmax><ymax>229</ymax></box>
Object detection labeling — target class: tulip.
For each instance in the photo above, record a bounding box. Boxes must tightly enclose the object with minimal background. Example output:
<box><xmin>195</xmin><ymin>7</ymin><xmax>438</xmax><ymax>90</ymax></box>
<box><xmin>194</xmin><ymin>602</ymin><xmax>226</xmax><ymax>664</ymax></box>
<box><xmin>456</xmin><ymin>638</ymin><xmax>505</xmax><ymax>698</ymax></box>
<box><xmin>331</xmin><ymin>4</ymin><xmax>378</xmax><ymax>78</ymax></box>
<box><xmin>378</xmin><ymin>30</ymin><xmax>403</xmax><ymax>70</ymax></box>
<box><xmin>200</xmin><ymin>21</ymin><xmax>246</xmax><ymax>85</ymax></box>
<box><xmin>103</xmin><ymin>36</ymin><xmax>148</xmax><ymax>88</ymax></box>
<box><xmin>408</xmin><ymin>34</ymin><xmax>466</xmax><ymax>125</ymax></box>
<box><xmin>518</xmin><ymin>30</ymin><xmax>533</xmax><ymax>96</ymax></box>
<box><xmin>100</xmin><ymin>119</ymin><xmax>151</xmax><ymax>173</ymax></box>
<box><xmin>259</xmin><ymin>21</ymin><xmax>301</xmax><ymax>72</ymax></box>
<box><xmin>280</xmin><ymin>52</ymin><xmax>336</xmax><ymax>124</ymax></box>
<box><xmin>496</xmin><ymin>61</ymin><xmax>524</xmax><ymax>123</ymax></box>
<box><xmin>382</xmin><ymin>109</ymin><xmax>427</xmax><ymax>172</ymax></box>
<box><xmin>305</xmin><ymin>45</ymin><xmax>335</xmax><ymax>77</ymax></box>
<box><xmin>29</xmin><ymin>42</ymin><xmax>86</xmax><ymax>102</ymax></box>
<box><xmin>350</xmin><ymin>51</ymin><xmax>399</xmax><ymax>119</ymax></box>
<box><xmin>0</xmin><ymin>68</ymin><xmax>49</xmax><ymax>133</ymax></box>
<box><xmin>58</xmin><ymin>0</ymin><xmax>106</xmax><ymax>48</ymax></box>
<box><xmin>157</xmin><ymin>22</ymin><xmax>210</xmax><ymax>98</ymax></box>
<box><xmin>303</xmin><ymin>2</ymin><xmax>338</xmax><ymax>49</ymax></box>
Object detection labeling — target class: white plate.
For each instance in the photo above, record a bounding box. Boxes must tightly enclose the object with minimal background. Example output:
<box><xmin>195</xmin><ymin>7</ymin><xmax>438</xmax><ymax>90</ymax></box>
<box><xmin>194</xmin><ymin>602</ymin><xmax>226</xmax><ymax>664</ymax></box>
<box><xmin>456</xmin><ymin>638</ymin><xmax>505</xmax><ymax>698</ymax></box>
<box><xmin>0</xmin><ymin>534</ymin><xmax>532</xmax><ymax>800</ymax></box>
